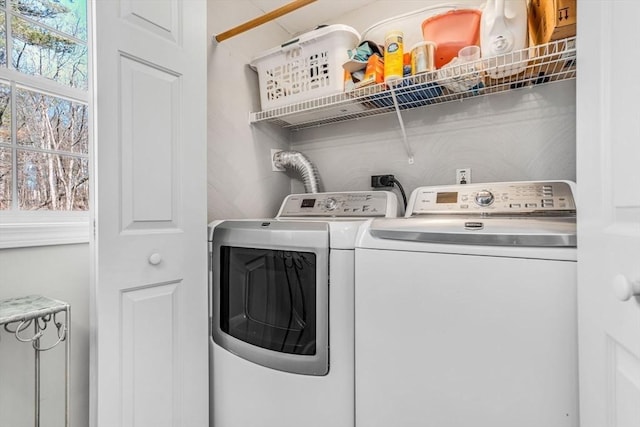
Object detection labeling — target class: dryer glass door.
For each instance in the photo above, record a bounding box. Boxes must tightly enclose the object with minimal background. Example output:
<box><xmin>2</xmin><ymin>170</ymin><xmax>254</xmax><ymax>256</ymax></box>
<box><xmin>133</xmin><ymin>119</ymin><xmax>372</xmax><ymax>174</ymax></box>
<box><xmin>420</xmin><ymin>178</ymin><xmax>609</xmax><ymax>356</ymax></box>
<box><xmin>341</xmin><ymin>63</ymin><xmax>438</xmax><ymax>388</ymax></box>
<box><xmin>220</xmin><ymin>246</ymin><xmax>317</xmax><ymax>356</ymax></box>
<box><xmin>212</xmin><ymin>221</ymin><xmax>329</xmax><ymax>376</ymax></box>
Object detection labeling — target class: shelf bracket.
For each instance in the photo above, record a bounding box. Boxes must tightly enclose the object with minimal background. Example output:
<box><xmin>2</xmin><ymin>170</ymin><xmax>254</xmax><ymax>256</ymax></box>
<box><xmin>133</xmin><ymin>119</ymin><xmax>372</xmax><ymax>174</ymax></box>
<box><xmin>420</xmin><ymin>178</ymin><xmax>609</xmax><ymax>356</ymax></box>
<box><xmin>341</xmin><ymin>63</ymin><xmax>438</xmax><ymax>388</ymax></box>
<box><xmin>389</xmin><ymin>85</ymin><xmax>415</xmax><ymax>164</ymax></box>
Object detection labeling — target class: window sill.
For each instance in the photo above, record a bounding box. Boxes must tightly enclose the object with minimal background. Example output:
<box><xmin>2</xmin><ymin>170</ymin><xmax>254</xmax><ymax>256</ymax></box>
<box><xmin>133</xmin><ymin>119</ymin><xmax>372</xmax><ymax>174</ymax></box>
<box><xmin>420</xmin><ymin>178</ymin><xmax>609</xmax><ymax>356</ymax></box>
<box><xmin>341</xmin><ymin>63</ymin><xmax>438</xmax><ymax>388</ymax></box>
<box><xmin>0</xmin><ymin>212</ymin><xmax>90</xmax><ymax>249</ymax></box>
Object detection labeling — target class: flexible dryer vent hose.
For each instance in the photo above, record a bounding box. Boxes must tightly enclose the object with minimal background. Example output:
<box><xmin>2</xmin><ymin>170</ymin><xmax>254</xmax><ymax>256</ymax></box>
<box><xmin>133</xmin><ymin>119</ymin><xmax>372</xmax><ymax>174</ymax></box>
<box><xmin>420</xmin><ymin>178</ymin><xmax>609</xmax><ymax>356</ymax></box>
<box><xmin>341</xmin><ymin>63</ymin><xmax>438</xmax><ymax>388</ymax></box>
<box><xmin>273</xmin><ymin>150</ymin><xmax>321</xmax><ymax>194</ymax></box>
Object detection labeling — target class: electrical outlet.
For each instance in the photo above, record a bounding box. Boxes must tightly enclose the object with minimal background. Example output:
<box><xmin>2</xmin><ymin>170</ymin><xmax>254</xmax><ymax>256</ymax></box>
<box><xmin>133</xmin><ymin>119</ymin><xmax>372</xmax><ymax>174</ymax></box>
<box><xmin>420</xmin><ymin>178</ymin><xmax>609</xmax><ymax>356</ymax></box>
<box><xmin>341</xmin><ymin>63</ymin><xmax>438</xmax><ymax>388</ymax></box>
<box><xmin>271</xmin><ymin>149</ymin><xmax>285</xmax><ymax>172</ymax></box>
<box><xmin>456</xmin><ymin>168</ymin><xmax>471</xmax><ymax>185</ymax></box>
<box><xmin>371</xmin><ymin>174</ymin><xmax>395</xmax><ymax>188</ymax></box>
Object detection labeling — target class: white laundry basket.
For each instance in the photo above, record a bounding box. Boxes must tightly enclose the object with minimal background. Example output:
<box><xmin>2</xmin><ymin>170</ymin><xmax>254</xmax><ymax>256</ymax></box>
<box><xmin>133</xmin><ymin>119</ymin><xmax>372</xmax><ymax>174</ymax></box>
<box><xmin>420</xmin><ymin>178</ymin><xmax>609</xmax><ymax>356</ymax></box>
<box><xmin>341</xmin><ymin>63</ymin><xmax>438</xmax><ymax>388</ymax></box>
<box><xmin>250</xmin><ymin>25</ymin><xmax>360</xmax><ymax>110</ymax></box>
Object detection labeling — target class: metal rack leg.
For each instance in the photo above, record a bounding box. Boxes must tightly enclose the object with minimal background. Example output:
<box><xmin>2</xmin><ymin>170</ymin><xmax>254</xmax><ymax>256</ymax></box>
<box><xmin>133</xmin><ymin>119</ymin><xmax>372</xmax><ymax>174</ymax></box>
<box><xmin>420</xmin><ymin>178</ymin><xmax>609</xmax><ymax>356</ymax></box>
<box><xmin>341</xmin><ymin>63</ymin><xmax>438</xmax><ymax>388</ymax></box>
<box><xmin>34</xmin><ymin>321</ymin><xmax>40</xmax><ymax>427</ymax></box>
<box><xmin>65</xmin><ymin>307</ymin><xmax>70</xmax><ymax>427</ymax></box>
<box><xmin>0</xmin><ymin>296</ymin><xmax>70</xmax><ymax>427</ymax></box>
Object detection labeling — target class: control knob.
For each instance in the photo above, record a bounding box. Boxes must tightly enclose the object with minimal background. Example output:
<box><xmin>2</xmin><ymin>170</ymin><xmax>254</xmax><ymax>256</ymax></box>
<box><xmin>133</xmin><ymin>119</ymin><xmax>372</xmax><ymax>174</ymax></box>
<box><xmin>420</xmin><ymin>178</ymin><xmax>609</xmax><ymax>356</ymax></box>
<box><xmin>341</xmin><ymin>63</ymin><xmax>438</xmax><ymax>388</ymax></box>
<box><xmin>475</xmin><ymin>190</ymin><xmax>495</xmax><ymax>207</ymax></box>
<box><xmin>324</xmin><ymin>197</ymin><xmax>339</xmax><ymax>211</ymax></box>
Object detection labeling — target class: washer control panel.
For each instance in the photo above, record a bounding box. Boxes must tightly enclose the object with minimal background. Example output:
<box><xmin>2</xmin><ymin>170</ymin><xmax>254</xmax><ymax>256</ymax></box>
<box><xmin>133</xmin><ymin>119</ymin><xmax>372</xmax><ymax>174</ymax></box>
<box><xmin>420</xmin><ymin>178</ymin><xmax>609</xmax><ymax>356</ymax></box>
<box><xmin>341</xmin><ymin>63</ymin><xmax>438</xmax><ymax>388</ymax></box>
<box><xmin>407</xmin><ymin>181</ymin><xmax>576</xmax><ymax>216</ymax></box>
<box><xmin>277</xmin><ymin>191</ymin><xmax>398</xmax><ymax>217</ymax></box>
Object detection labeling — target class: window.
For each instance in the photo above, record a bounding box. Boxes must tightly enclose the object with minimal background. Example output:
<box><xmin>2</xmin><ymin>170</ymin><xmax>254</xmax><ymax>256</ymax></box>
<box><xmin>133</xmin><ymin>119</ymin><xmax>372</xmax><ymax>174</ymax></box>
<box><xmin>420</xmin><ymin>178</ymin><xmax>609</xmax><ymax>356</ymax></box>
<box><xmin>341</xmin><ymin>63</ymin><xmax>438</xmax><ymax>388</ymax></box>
<box><xmin>0</xmin><ymin>0</ymin><xmax>89</xmax><ymax>248</ymax></box>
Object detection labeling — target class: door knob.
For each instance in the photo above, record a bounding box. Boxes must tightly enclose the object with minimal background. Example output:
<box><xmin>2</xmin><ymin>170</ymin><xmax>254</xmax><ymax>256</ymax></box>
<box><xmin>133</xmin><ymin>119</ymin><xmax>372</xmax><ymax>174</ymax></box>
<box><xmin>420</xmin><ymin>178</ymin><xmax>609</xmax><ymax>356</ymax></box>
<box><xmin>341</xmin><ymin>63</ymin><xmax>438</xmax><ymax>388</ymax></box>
<box><xmin>148</xmin><ymin>253</ymin><xmax>162</xmax><ymax>265</ymax></box>
<box><xmin>612</xmin><ymin>274</ymin><xmax>640</xmax><ymax>301</ymax></box>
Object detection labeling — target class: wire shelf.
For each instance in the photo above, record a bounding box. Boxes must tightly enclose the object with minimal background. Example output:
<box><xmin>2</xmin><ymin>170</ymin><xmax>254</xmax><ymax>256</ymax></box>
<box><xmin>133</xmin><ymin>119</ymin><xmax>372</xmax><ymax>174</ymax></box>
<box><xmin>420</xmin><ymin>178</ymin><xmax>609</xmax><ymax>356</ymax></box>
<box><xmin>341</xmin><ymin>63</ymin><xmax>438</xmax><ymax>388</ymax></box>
<box><xmin>249</xmin><ymin>37</ymin><xmax>576</xmax><ymax>131</ymax></box>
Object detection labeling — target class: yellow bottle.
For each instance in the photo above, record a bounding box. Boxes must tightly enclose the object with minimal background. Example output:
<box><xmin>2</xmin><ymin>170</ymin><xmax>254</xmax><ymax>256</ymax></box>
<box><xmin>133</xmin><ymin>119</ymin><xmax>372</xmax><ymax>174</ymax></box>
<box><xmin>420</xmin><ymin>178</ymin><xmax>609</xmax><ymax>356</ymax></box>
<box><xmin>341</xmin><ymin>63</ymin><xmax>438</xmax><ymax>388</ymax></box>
<box><xmin>384</xmin><ymin>30</ymin><xmax>404</xmax><ymax>83</ymax></box>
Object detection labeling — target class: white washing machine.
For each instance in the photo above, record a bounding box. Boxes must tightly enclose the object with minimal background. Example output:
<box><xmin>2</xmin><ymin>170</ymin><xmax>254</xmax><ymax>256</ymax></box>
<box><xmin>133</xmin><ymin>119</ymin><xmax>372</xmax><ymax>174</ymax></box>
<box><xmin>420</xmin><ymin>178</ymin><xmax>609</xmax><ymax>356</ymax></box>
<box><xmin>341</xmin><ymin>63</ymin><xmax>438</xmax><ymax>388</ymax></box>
<box><xmin>208</xmin><ymin>191</ymin><xmax>398</xmax><ymax>427</ymax></box>
<box><xmin>354</xmin><ymin>181</ymin><xmax>578</xmax><ymax>427</ymax></box>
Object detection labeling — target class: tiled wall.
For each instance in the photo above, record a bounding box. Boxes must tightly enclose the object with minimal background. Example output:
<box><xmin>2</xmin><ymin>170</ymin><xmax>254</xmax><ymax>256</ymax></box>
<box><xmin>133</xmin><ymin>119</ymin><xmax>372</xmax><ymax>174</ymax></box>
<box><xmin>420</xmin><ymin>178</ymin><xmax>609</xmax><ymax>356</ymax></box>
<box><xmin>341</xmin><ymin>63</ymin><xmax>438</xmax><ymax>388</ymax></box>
<box><xmin>290</xmin><ymin>80</ymin><xmax>576</xmax><ymax>196</ymax></box>
<box><xmin>207</xmin><ymin>2</ymin><xmax>293</xmax><ymax>221</ymax></box>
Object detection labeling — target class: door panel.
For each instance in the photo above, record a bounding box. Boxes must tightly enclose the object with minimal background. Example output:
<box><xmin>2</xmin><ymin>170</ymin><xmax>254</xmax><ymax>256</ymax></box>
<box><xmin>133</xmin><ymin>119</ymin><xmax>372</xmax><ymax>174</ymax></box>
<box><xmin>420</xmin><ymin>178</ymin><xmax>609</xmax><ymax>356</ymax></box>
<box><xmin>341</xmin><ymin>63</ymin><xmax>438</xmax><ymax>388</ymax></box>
<box><xmin>121</xmin><ymin>283</ymin><xmax>181</xmax><ymax>427</ymax></box>
<box><xmin>577</xmin><ymin>2</ymin><xmax>640</xmax><ymax>427</ymax></box>
<box><xmin>121</xmin><ymin>0</ymin><xmax>180</xmax><ymax>41</ymax></box>
<box><xmin>120</xmin><ymin>54</ymin><xmax>180</xmax><ymax>228</ymax></box>
<box><xmin>92</xmin><ymin>0</ymin><xmax>207</xmax><ymax>426</ymax></box>
<box><xmin>609</xmin><ymin>340</ymin><xmax>640</xmax><ymax>427</ymax></box>
<box><xmin>610</xmin><ymin>2</ymin><xmax>640</xmax><ymax>208</ymax></box>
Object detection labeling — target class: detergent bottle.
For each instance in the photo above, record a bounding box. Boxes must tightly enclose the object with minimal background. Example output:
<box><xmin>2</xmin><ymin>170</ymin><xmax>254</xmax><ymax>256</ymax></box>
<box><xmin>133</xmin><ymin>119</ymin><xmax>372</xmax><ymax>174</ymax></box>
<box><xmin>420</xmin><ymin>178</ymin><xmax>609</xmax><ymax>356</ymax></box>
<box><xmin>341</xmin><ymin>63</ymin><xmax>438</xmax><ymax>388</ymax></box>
<box><xmin>480</xmin><ymin>0</ymin><xmax>528</xmax><ymax>78</ymax></box>
<box><xmin>384</xmin><ymin>30</ymin><xmax>404</xmax><ymax>83</ymax></box>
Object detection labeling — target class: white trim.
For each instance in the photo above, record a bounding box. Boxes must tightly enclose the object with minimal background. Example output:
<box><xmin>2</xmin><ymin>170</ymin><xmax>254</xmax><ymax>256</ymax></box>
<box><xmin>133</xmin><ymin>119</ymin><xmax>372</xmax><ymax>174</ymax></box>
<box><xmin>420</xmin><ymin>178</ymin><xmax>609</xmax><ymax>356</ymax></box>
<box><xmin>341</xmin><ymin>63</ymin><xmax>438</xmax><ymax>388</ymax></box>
<box><xmin>0</xmin><ymin>69</ymin><xmax>89</xmax><ymax>103</ymax></box>
<box><xmin>0</xmin><ymin>212</ymin><xmax>90</xmax><ymax>248</ymax></box>
<box><xmin>0</xmin><ymin>4</ymin><xmax>89</xmax><ymax>102</ymax></box>
<box><xmin>6</xmin><ymin>4</ymin><xmax>87</xmax><ymax>45</ymax></box>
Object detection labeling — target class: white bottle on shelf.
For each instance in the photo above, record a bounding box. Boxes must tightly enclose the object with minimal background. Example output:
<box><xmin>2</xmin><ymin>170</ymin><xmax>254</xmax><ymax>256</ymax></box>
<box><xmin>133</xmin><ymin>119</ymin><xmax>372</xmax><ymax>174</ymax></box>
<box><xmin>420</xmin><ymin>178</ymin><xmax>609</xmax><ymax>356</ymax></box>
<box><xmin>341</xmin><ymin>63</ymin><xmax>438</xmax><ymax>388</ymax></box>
<box><xmin>480</xmin><ymin>0</ymin><xmax>528</xmax><ymax>79</ymax></box>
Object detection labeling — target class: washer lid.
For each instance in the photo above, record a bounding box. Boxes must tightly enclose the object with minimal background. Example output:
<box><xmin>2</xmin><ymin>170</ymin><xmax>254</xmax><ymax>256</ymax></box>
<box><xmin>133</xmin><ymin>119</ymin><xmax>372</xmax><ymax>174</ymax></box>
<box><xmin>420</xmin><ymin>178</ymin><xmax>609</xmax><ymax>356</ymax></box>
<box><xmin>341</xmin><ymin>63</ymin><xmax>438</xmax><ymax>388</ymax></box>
<box><xmin>368</xmin><ymin>216</ymin><xmax>576</xmax><ymax>247</ymax></box>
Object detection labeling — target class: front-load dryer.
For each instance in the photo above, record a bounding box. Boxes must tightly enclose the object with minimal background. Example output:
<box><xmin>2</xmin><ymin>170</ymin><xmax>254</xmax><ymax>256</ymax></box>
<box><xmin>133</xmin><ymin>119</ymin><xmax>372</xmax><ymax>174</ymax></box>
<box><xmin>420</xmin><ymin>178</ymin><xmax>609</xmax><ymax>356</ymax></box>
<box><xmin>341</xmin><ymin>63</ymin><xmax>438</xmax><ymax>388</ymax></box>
<box><xmin>354</xmin><ymin>181</ymin><xmax>578</xmax><ymax>427</ymax></box>
<box><xmin>208</xmin><ymin>191</ymin><xmax>398</xmax><ymax>427</ymax></box>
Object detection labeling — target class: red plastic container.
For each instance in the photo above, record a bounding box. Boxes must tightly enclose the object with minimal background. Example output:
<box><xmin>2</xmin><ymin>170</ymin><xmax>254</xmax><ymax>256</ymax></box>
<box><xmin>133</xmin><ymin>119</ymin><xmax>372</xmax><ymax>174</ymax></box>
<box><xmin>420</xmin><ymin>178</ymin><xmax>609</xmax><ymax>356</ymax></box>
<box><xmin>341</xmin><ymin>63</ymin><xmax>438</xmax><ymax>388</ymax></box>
<box><xmin>421</xmin><ymin>9</ymin><xmax>482</xmax><ymax>69</ymax></box>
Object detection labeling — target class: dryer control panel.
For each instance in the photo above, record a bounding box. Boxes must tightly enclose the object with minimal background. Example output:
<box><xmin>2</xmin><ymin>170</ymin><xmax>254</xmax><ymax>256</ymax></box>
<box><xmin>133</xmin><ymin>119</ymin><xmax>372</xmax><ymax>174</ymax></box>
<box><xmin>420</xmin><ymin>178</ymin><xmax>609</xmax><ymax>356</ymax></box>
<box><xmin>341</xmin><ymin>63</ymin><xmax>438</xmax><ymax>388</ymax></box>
<box><xmin>407</xmin><ymin>181</ymin><xmax>576</xmax><ymax>217</ymax></box>
<box><xmin>277</xmin><ymin>191</ymin><xmax>398</xmax><ymax>217</ymax></box>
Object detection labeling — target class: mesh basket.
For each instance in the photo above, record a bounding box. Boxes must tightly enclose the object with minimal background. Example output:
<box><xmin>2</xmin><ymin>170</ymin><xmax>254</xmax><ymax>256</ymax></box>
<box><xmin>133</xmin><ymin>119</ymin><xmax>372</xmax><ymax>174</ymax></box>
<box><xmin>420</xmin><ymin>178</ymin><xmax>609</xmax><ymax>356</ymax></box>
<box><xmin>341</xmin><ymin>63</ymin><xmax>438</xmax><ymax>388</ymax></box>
<box><xmin>250</xmin><ymin>25</ymin><xmax>360</xmax><ymax>110</ymax></box>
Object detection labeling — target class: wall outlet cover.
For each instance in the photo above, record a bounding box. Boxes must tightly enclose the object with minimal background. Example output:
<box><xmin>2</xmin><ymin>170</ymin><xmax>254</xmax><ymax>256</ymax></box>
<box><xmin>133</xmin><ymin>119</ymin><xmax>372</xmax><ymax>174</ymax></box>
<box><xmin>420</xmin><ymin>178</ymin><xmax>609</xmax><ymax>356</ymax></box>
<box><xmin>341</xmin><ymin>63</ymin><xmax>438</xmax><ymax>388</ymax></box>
<box><xmin>456</xmin><ymin>168</ymin><xmax>471</xmax><ymax>184</ymax></box>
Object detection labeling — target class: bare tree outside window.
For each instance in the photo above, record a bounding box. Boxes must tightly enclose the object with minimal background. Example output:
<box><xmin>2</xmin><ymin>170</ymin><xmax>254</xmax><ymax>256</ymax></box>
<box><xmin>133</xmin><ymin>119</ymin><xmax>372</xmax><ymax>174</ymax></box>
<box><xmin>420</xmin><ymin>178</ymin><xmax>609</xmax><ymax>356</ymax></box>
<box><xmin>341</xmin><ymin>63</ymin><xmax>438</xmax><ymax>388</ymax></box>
<box><xmin>16</xmin><ymin>88</ymin><xmax>88</xmax><ymax>209</ymax></box>
<box><xmin>0</xmin><ymin>0</ymin><xmax>88</xmax><ymax>211</ymax></box>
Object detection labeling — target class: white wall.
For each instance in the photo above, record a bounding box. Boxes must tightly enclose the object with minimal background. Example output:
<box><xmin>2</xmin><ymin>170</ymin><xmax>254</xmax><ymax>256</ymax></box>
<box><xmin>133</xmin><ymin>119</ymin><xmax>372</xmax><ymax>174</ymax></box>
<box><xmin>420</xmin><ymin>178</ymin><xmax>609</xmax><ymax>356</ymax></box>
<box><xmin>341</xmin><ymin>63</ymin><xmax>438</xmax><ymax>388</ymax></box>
<box><xmin>207</xmin><ymin>2</ymin><xmax>293</xmax><ymax>221</ymax></box>
<box><xmin>0</xmin><ymin>244</ymin><xmax>89</xmax><ymax>427</ymax></box>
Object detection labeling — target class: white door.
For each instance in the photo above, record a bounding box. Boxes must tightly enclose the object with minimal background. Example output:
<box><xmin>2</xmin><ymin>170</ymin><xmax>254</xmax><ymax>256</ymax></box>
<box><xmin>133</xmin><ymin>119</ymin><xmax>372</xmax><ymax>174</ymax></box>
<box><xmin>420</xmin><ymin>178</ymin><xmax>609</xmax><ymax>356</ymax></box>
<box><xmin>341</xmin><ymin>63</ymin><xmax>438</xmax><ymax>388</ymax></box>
<box><xmin>91</xmin><ymin>0</ymin><xmax>208</xmax><ymax>426</ymax></box>
<box><xmin>577</xmin><ymin>2</ymin><xmax>640</xmax><ymax>426</ymax></box>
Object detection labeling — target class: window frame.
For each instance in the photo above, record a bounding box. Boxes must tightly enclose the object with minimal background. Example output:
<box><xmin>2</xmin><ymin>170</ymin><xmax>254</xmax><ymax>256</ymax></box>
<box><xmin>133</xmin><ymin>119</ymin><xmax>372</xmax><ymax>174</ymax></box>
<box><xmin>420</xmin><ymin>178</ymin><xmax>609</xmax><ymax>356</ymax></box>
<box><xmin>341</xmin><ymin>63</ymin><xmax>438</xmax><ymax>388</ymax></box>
<box><xmin>0</xmin><ymin>0</ymin><xmax>90</xmax><ymax>249</ymax></box>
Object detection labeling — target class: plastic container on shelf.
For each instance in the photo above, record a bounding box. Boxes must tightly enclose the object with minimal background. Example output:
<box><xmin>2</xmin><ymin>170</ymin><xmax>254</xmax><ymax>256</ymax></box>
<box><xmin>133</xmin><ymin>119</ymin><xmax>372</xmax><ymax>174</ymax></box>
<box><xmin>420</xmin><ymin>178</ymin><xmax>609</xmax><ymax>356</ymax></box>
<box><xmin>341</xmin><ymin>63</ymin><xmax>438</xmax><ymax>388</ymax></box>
<box><xmin>250</xmin><ymin>25</ymin><xmax>360</xmax><ymax>110</ymax></box>
<box><xmin>410</xmin><ymin>41</ymin><xmax>437</xmax><ymax>75</ymax></box>
<box><xmin>437</xmin><ymin>45</ymin><xmax>485</xmax><ymax>93</ymax></box>
<box><xmin>360</xmin><ymin>5</ymin><xmax>456</xmax><ymax>52</ymax></box>
<box><xmin>363</xmin><ymin>76</ymin><xmax>443</xmax><ymax>110</ymax></box>
<box><xmin>421</xmin><ymin>9</ymin><xmax>482</xmax><ymax>69</ymax></box>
